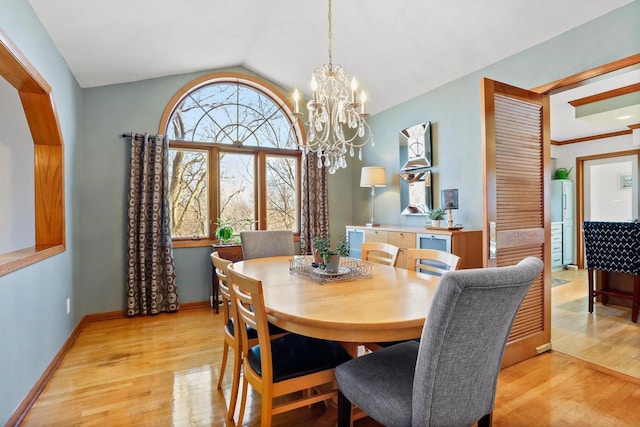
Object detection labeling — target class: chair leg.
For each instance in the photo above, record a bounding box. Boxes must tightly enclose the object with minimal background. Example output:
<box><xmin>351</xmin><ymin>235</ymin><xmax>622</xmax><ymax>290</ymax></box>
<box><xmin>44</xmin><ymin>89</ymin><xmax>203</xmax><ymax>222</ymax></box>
<box><xmin>261</xmin><ymin>388</ymin><xmax>273</xmax><ymax>427</ymax></box>
<box><xmin>337</xmin><ymin>390</ymin><xmax>352</xmax><ymax>427</ymax></box>
<box><xmin>587</xmin><ymin>269</ymin><xmax>594</xmax><ymax>313</ymax></box>
<box><xmin>237</xmin><ymin>377</ymin><xmax>249</xmax><ymax>427</ymax></box>
<box><xmin>217</xmin><ymin>341</ymin><xmax>229</xmax><ymax>389</ymax></box>
<box><xmin>227</xmin><ymin>348</ymin><xmax>242</xmax><ymax>420</ymax></box>
<box><xmin>478</xmin><ymin>412</ymin><xmax>493</xmax><ymax>427</ymax></box>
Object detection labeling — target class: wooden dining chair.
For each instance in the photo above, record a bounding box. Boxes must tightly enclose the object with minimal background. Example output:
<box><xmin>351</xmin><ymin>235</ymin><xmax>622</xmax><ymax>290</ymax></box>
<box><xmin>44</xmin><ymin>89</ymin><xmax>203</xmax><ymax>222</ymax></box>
<box><xmin>211</xmin><ymin>252</ymin><xmax>288</xmax><ymax>423</ymax></box>
<box><xmin>227</xmin><ymin>264</ymin><xmax>352</xmax><ymax>426</ymax></box>
<box><xmin>407</xmin><ymin>248</ymin><xmax>461</xmax><ymax>276</ymax></box>
<box><xmin>361</xmin><ymin>242</ymin><xmax>400</xmax><ymax>267</ymax></box>
<box><xmin>211</xmin><ymin>251</ymin><xmax>247</xmax><ymax>422</ymax></box>
<box><xmin>336</xmin><ymin>257</ymin><xmax>544</xmax><ymax>427</ymax></box>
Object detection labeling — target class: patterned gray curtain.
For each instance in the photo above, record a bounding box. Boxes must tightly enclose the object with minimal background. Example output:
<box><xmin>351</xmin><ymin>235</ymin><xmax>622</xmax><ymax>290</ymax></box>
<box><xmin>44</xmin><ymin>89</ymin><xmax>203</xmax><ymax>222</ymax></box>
<box><xmin>300</xmin><ymin>152</ymin><xmax>330</xmax><ymax>254</ymax></box>
<box><xmin>126</xmin><ymin>133</ymin><xmax>179</xmax><ymax>315</ymax></box>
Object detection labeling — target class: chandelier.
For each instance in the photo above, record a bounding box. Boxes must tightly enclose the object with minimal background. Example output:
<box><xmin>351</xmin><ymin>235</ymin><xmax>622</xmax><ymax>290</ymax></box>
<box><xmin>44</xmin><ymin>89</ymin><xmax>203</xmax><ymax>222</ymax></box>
<box><xmin>292</xmin><ymin>0</ymin><xmax>373</xmax><ymax>174</ymax></box>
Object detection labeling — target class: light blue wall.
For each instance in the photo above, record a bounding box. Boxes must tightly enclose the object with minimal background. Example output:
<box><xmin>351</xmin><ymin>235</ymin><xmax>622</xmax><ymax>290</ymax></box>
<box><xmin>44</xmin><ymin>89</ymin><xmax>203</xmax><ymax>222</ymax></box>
<box><xmin>0</xmin><ymin>0</ymin><xmax>82</xmax><ymax>423</ymax></box>
<box><xmin>354</xmin><ymin>1</ymin><xmax>640</xmax><ymax>231</ymax></box>
<box><xmin>1</xmin><ymin>0</ymin><xmax>638</xmax><ymax>423</ymax></box>
<box><xmin>80</xmin><ymin>67</ymin><xmax>313</xmax><ymax>313</ymax></box>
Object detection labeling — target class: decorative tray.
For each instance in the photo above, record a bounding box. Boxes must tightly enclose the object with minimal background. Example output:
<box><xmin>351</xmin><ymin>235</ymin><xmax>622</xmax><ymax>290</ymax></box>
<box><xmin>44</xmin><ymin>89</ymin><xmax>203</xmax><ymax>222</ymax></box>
<box><xmin>425</xmin><ymin>225</ymin><xmax>464</xmax><ymax>230</ymax></box>
<box><xmin>289</xmin><ymin>256</ymin><xmax>374</xmax><ymax>284</ymax></box>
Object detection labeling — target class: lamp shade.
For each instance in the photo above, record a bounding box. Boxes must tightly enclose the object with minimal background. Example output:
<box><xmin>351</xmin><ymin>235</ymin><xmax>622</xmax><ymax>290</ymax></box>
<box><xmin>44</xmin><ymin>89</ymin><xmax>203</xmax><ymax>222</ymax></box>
<box><xmin>360</xmin><ymin>167</ymin><xmax>387</xmax><ymax>187</ymax></box>
<box><xmin>441</xmin><ymin>189</ymin><xmax>459</xmax><ymax>209</ymax></box>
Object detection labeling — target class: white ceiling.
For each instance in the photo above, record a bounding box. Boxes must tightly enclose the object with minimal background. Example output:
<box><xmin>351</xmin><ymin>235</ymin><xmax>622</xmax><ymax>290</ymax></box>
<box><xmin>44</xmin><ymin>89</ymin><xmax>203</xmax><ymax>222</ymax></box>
<box><xmin>27</xmin><ymin>0</ymin><xmax>636</xmax><ymax>138</ymax></box>
<box><xmin>551</xmin><ymin>68</ymin><xmax>640</xmax><ymax>141</ymax></box>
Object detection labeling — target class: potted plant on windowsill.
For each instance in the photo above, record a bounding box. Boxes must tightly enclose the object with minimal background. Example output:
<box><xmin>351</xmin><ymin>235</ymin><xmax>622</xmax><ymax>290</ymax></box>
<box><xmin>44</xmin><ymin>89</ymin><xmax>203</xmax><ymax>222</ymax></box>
<box><xmin>427</xmin><ymin>208</ymin><xmax>447</xmax><ymax>228</ymax></box>
<box><xmin>312</xmin><ymin>235</ymin><xmax>349</xmax><ymax>272</ymax></box>
<box><xmin>215</xmin><ymin>218</ymin><xmax>235</xmax><ymax>244</ymax></box>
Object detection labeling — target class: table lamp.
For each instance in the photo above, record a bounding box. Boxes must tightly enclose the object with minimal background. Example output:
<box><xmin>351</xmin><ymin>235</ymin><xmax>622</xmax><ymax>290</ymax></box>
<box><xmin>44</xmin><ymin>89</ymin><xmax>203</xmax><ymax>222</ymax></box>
<box><xmin>441</xmin><ymin>189</ymin><xmax>459</xmax><ymax>228</ymax></box>
<box><xmin>360</xmin><ymin>166</ymin><xmax>387</xmax><ymax>227</ymax></box>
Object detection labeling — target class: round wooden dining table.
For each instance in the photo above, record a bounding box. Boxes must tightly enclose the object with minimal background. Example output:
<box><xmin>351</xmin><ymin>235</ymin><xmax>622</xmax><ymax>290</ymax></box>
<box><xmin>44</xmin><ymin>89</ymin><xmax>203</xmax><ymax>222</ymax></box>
<box><xmin>230</xmin><ymin>256</ymin><xmax>441</xmax><ymax>343</ymax></box>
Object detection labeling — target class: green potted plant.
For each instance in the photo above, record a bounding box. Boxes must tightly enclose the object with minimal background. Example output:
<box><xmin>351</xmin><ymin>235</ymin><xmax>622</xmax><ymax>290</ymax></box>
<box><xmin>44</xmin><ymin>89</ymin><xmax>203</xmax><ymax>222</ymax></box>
<box><xmin>427</xmin><ymin>208</ymin><xmax>447</xmax><ymax>227</ymax></box>
<box><xmin>215</xmin><ymin>218</ymin><xmax>235</xmax><ymax>243</ymax></box>
<box><xmin>312</xmin><ymin>235</ymin><xmax>349</xmax><ymax>272</ymax></box>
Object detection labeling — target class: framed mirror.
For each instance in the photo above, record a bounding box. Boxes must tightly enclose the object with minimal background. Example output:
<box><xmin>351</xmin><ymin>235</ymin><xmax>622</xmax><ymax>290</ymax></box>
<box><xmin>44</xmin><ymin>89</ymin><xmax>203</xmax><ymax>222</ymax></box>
<box><xmin>399</xmin><ymin>121</ymin><xmax>432</xmax><ymax>170</ymax></box>
<box><xmin>400</xmin><ymin>170</ymin><xmax>432</xmax><ymax>215</ymax></box>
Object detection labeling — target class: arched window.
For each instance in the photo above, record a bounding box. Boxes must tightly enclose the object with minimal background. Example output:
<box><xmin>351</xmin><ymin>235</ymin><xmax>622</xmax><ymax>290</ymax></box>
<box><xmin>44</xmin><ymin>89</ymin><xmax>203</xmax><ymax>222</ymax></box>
<box><xmin>159</xmin><ymin>73</ymin><xmax>303</xmax><ymax>246</ymax></box>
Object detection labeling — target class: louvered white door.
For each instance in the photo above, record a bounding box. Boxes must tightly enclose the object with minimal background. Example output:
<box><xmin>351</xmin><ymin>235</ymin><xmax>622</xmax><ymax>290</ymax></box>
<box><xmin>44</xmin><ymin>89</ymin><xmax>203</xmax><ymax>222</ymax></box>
<box><xmin>481</xmin><ymin>78</ymin><xmax>551</xmax><ymax>367</ymax></box>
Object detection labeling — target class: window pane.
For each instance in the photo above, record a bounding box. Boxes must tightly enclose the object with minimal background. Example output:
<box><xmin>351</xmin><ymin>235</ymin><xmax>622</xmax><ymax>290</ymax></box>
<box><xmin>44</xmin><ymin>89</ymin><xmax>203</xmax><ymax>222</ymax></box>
<box><xmin>167</xmin><ymin>82</ymin><xmax>300</xmax><ymax>150</ymax></box>
<box><xmin>168</xmin><ymin>148</ymin><xmax>209</xmax><ymax>237</ymax></box>
<box><xmin>219</xmin><ymin>152</ymin><xmax>255</xmax><ymax>230</ymax></box>
<box><xmin>266</xmin><ymin>155</ymin><xmax>298</xmax><ymax>231</ymax></box>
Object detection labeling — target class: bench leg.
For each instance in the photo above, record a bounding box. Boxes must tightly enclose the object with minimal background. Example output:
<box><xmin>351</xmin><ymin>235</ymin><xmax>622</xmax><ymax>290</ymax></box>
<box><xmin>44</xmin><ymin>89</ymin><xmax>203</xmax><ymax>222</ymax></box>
<box><xmin>588</xmin><ymin>269</ymin><xmax>594</xmax><ymax>313</ymax></box>
<box><xmin>632</xmin><ymin>275</ymin><xmax>639</xmax><ymax>323</ymax></box>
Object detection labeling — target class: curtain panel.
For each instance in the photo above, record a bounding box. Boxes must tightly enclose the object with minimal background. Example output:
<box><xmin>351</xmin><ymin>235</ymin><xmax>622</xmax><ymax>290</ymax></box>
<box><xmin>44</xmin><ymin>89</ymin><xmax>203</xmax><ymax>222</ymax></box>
<box><xmin>126</xmin><ymin>133</ymin><xmax>179</xmax><ymax>315</ymax></box>
<box><xmin>300</xmin><ymin>152</ymin><xmax>330</xmax><ymax>254</ymax></box>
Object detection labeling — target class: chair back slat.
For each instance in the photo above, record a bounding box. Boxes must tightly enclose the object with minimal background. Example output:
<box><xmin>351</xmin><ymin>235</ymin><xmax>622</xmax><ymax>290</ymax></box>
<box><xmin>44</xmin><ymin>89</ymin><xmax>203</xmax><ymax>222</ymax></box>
<box><xmin>406</xmin><ymin>248</ymin><xmax>461</xmax><ymax>276</ymax></box>
<box><xmin>227</xmin><ymin>265</ymin><xmax>273</xmax><ymax>384</ymax></box>
<box><xmin>361</xmin><ymin>242</ymin><xmax>400</xmax><ymax>267</ymax></box>
<box><xmin>211</xmin><ymin>252</ymin><xmax>233</xmax><ymax>323</ymax></box>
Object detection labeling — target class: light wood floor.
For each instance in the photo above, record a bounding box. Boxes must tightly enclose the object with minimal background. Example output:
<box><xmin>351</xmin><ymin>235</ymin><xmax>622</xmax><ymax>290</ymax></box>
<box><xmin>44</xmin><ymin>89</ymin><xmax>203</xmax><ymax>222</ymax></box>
<box><xmin>551</xmin><ymin>269</ymin><xmax>640</xmax><ymax>379</ymax></box>
<box><xmin>19</xmin><ymin>276</ymin><xmax>640</xmax><ymax>426</ymax></box>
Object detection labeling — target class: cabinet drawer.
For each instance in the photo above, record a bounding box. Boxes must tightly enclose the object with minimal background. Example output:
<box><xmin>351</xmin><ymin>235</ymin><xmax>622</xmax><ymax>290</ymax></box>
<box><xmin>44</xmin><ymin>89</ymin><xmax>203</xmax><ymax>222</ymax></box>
<box><xmin>365</xmin><ymin>229</ymin><xmax>388</xmax><ymax>243</ymax></box>
<box><xmin>551</xmin><ymin>254</ymin><xmax>563</xmax><ymax>266</ymax></box>
<box><xmin>388</xmin><ymin>231</ymin><xmax>415</xmax><ymax>249</ymax></box>
<box><xmin>551</xmin><ymin>242</ymin><xmax>562</xmax><ymax>253</ymax></box>
<box><xmin>551</xmin><ymin>223</ymin><xmax>562</xmax><ymax>234</ymax></box>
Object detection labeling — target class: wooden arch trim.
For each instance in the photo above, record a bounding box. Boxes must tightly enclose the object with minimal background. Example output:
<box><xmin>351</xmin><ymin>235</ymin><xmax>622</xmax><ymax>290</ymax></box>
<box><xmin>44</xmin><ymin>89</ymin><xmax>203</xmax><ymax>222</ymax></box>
<box><xmin>0</xmin><ymin>29</ymin><xmax>65</xmax><ymax>277</ymax></box>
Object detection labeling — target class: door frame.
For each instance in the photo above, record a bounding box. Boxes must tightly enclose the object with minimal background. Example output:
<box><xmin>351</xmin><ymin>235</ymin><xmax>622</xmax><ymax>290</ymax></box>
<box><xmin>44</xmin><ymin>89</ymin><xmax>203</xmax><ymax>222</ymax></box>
<box><xmin>531</xmin><ymin>53</ymin><xmax>640</xmax><ymax>269</ymax></box>
<box><xmin>575</xmin><ymin>149</ymin><xmax>640</xmax><ymax>269</ymax></box>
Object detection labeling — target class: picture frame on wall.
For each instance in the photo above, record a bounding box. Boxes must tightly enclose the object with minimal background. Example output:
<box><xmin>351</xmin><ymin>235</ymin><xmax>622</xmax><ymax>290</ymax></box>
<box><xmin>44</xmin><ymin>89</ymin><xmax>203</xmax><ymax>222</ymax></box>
<box><xmin>618</xmin><ymin>173</ymin><xmax>632</xmax><ymax>190</ymax></box>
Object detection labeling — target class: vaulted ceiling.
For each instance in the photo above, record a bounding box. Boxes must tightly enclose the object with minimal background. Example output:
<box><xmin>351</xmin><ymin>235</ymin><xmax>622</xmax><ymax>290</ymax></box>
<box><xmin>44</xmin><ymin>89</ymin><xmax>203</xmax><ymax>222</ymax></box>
<box><xmin>27</xmin><ymin>0</ymin><xmax>633</xmax><ymax>119</ymax></box>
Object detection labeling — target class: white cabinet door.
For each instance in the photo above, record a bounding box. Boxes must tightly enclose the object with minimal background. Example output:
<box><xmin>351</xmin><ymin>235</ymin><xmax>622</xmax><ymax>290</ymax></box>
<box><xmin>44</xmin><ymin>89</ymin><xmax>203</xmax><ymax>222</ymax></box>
<box><xmin>563</xmin><ymin>223</ymin><xmax>574</xmax><ymax>264</ymax></box>
<box><xmin>563</xmin><ymin>180</ymin><xmax>573</xmax><ymax>222</ymax></box>
<box><xmin>346</xmin><ymin>228</ymin><xmax>364</xmax><ymax>259</ymax></box>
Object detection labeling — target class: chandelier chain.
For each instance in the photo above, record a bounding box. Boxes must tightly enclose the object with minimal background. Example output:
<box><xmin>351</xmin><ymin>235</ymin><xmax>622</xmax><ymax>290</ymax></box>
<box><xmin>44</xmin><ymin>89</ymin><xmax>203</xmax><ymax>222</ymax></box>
<box><xmin>328</xmin><ymin>0</ymin><xmax>333</xmax><ymax>68</ymax></box>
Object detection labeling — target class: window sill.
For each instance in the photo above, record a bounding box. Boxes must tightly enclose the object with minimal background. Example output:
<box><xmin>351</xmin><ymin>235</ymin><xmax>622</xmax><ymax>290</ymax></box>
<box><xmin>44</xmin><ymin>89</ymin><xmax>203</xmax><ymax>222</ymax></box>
<box><xmin>171</xmin><ymin>234</ymin><xmax>300</xmax><ymax>249</ymax></box>
<box><xmin>172</xmin><ymin>239</ymin><xmax>217</xmax><ymax>249</ymax></box>
<box><xmin>0</xmin><ymin>244</ymin><xmax>66</xmax><ymax>277</ymax></box>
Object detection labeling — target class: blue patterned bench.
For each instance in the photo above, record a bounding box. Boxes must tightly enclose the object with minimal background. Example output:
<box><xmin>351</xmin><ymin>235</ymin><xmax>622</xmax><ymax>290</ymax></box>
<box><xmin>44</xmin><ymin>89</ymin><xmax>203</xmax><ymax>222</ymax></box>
<box><xmin>583</xmin><ymin>221</ymin><xmax>639</xmax><ymax>323</ymax></box>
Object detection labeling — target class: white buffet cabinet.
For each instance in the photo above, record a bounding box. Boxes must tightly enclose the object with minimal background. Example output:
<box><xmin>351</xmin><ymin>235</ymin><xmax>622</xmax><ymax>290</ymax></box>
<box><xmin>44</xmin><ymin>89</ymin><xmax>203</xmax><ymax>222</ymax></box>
<box><xmin>346</xmin><ymin>225</ymin><xmax>483</xmax><ymax>270</ymax></box>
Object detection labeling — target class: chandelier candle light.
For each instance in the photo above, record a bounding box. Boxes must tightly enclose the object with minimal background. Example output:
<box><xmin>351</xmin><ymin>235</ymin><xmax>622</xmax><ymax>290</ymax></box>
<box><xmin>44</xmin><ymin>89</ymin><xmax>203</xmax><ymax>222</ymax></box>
<box><xmin>292</xmin><ymin>0</ymin><xmax>373</xmax><ymax>174</ymax></box>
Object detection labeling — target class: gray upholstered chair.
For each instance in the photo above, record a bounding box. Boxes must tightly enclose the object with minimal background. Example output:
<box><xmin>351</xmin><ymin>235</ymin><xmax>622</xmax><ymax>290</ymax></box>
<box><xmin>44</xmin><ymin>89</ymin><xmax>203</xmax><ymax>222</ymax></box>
<box><xmin>239</xmin><ymin>230</ymin><xmax>294</xmax><ymax>260</ymax></box>
<box><xmin>335</xmin><ymin>257</ymin><xmax>544</xmax><ymax>427</ymax></box>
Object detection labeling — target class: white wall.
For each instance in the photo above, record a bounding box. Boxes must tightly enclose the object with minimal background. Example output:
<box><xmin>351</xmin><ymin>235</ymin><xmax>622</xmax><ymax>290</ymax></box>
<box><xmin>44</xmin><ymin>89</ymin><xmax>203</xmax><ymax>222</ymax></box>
<box><xmin>585</xmin><ymin>158</ymin><xmax>636</xmax><ymax>221</ymax></box>
<box><xmin>552</xmin><ymin>134</ymin><xmax>639</xmax><ymax>221</ymax></box>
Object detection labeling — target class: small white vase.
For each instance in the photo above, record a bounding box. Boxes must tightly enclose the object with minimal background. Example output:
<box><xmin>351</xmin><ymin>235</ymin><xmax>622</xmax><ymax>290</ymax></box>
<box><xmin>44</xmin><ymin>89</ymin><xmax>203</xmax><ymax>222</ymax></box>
<box><xmin>431</xmin><ymin>220</ymin><xmax>441</xmax><ymax>227</ymax></box>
